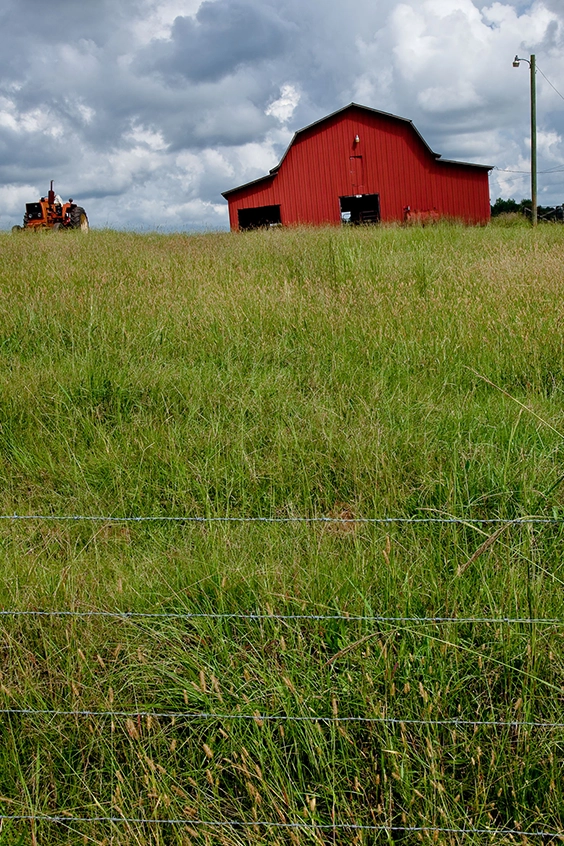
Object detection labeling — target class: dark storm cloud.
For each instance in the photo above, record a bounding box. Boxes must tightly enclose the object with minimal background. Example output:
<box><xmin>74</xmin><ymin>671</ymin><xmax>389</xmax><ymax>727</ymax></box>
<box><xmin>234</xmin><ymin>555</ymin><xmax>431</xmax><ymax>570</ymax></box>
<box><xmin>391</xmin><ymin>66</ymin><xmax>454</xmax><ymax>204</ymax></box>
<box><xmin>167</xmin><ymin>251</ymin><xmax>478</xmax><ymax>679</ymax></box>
<box><xmin>0</xmin><ymin>0</ymin><xmax>141</xmax><ymax>80</ymax></box>
<box><xmin>542</xmin><ymin>0</ymin><xmax>564</xmax><ymax>17</ymax></box>
<box><xmin>142</xmin><ymin>0</ymin><xmax>298</xmax><ymax>82</ymax></box>
<box><xmin>0</xmin><ymin>127</ymin><xmax>69</xmax><ymax>174</ymax></box>
<box><xmin>538</xmin><ymin>15</ymin><xmax>564</xmax><ymax>50</ymax></box>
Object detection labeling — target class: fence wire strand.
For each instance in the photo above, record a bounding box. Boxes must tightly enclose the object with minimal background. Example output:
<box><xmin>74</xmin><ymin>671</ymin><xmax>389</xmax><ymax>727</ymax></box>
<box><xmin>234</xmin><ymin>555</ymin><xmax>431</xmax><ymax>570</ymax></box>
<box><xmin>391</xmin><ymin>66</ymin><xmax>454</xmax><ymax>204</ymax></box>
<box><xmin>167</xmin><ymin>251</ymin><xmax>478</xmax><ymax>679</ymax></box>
<box><xmin>1</xmin><ymin>708</ymin><xmax>563</xmax><ymax>729</ymax></box>
<box><xmin>0</xmin><ymin>815</ymin><xmax>562</xmax><ymax>839</ymax></box>
<box><xmin>0</xmin><ymin>610</ymin><xmax>561</xmax><ymax>624</ymax></box>
<box><xmin>2</xmin><ymin>513</ymin><xmax>564</xmax><ymax>524</ymax></box>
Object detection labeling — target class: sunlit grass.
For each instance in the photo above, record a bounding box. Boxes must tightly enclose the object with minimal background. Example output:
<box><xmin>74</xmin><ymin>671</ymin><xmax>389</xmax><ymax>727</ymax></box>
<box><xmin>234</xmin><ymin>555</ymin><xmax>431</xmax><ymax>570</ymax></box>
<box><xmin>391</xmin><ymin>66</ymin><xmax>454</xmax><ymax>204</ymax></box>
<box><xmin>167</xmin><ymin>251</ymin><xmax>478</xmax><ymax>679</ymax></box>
<box><xmin>0</xmin><ymin>222</ymin><xmax>563</xmax><ymax>843</ymax></box>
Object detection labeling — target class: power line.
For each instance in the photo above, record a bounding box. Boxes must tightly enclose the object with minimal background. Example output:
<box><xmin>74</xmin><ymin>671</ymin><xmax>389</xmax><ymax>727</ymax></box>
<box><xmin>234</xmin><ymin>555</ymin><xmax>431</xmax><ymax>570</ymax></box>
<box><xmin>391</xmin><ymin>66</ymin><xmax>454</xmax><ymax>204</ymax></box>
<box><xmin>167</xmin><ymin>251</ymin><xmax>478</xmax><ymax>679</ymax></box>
<box><xmin>495</xmin><ymin>165</ymin><xmax>564</xmax><ymax>175</ymax></box>
<box><xmin>537</xmin><ymin>65</ymin><xmax>564</xmax><ymax>103</ymax></box>
<box><xmin>540</xmin><ymin>164</ymin><xmax>564</xmax><ymax>174</ymax></box>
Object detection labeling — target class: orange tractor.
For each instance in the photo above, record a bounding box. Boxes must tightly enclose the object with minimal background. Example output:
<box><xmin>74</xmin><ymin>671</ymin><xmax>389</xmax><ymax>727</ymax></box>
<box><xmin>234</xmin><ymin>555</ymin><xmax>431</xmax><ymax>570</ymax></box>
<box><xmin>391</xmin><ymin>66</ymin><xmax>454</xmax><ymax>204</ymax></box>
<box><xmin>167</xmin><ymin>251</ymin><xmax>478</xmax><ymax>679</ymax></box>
<box><xmin>12</xmin><ymin>181</ymin><xmax>89</xmax><ymax>232</ymax></box>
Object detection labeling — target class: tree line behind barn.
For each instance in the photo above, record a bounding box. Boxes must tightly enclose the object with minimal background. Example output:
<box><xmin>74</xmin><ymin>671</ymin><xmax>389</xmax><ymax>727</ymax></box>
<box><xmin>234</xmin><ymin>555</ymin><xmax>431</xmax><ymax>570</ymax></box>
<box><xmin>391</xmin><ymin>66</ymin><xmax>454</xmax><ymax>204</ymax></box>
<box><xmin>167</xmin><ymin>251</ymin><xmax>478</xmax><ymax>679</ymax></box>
<box><xmin>491</xmin><ymin>197</ymin><xmax>564</xmax><ymax>221</ymax></box>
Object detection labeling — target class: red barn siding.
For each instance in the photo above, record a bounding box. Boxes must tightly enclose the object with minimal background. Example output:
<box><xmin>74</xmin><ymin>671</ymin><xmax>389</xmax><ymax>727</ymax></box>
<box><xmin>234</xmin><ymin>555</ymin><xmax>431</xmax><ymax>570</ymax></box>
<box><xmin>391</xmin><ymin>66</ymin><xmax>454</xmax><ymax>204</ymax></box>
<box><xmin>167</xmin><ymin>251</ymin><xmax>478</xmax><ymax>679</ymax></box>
<box><xmin>223</xmin><ymin>104</ymin><xmax>491</xmax><ymax>229</ymax></box>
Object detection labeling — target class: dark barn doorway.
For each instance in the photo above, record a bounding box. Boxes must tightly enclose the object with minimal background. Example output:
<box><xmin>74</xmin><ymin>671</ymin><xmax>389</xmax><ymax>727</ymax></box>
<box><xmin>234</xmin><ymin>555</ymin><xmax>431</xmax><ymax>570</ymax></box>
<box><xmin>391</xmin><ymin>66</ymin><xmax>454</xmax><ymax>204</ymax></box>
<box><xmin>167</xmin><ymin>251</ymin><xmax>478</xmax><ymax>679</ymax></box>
<box><xmin>339</xmin><ymin>194</ymin><xmax>380</xmax><ymax>225</ymax></box>
<box><xmin>238</xmin><ymin>204</ymin><xmax>281</xmax><ymax>230</ymax></box>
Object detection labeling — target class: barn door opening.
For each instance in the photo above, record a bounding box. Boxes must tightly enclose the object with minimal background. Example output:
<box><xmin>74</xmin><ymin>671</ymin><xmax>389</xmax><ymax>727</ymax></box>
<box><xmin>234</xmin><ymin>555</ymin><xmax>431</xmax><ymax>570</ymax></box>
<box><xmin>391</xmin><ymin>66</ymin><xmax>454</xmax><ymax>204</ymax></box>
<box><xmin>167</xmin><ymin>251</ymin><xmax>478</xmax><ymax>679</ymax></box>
<box><xmin>340</xmin><ymin>194</ymin><xmax>380</xmax><ymax>225</ymax></box>
<box><xmin>238</xmin><ymin>204</ymin><xmax>281</xmax><ymax>230</ymax></box>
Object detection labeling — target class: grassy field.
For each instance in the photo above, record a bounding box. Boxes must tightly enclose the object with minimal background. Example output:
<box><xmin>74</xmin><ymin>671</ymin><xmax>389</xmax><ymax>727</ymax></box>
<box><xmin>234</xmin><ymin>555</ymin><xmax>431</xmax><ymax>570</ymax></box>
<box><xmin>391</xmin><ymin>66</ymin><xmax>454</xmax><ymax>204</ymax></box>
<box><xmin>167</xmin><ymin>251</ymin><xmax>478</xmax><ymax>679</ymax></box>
<box><xmin>0</xmin><ymin>221</ymin><xmax>564</xmax><ymax>844</ymax></box>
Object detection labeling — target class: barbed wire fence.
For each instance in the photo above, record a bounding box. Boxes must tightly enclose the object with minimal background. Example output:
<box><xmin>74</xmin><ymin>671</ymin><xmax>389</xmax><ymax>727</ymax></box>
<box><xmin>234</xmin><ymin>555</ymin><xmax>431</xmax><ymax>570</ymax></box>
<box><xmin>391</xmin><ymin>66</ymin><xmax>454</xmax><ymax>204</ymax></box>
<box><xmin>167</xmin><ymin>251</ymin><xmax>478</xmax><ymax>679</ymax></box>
<box><xmin>2</xmin><ymin>514</ymin><xmax>564</xmax><ymax>524</ymax></box>
<box><xmin>0</xmin><ymin>817</ymin><xmax>562</xmax><ymax>840</ymax></box>
<box><xmin>1</xmin><ymin>513</ymin><xmax>564</xmax><ymax>841</ymax></box>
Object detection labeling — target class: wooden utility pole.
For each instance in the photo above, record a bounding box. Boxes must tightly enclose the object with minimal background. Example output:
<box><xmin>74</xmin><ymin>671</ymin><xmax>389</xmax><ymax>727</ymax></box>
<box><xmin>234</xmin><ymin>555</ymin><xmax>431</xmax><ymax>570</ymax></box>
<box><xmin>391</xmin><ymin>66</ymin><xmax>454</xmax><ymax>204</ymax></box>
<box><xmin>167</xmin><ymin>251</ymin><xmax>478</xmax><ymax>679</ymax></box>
<box><xmin>513</xmin><ymin>54</ymin><xmax>537</xmax><ymax>226</ymax></box>
<box><xmin>530</xmin><ymin>54</ymin><xmax>537</xmax><ymax>227</ymax></box>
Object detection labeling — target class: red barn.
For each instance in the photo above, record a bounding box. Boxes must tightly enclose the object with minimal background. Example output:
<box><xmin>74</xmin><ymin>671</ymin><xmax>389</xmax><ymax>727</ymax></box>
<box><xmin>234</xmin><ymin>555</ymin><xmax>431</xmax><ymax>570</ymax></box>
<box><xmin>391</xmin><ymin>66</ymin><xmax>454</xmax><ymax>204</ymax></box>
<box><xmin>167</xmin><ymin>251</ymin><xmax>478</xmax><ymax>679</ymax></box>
<box><xmin>222</xmin><ymin>103</ymin><xmax>492</xmax><ymax>229</ymax></box>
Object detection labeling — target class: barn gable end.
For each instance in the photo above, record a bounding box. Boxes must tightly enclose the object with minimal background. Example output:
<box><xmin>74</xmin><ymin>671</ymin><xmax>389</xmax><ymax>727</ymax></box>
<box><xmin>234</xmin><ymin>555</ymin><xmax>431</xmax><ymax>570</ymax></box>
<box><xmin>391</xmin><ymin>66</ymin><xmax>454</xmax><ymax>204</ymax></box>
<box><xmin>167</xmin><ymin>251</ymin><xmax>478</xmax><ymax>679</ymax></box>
<box><xmin>222</xmin><ymin>104</ymin><xmax>492</xmax><ymax>229</ymax></box>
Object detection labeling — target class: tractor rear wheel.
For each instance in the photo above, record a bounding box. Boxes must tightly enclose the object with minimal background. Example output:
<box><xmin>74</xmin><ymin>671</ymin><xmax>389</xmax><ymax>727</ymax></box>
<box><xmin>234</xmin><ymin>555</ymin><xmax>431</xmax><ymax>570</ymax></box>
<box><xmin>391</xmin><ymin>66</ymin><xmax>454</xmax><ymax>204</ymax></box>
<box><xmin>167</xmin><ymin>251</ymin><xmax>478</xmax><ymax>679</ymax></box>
<box><xmin>12</xmin><ymin>225</ymin><xmax>23</xmax><ymax>233</ymax></box>
<box><xmin>70</xmin><ymin>206</ymin><xmax>89</xmax><ymax>231</ymax></box>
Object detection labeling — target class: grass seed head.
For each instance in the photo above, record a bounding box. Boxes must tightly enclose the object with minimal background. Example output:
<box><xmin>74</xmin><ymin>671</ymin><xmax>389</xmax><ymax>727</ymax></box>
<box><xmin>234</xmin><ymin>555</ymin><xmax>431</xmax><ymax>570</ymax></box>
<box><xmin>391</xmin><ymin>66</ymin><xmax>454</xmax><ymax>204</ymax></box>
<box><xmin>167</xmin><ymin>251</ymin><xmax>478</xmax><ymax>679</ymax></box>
<box><xmin>126</xmin><ymin>718</ymin><xmax>140</xmax><ymax>740</ymax></box>
<box><xmin>283</xmin><ymin>676</ymin><xmax>296</xmax><ymax>693</ymax></box>
<box><xmin>253</xmin><ymin>710</ymin><xmax>264</xmax><ymax>727</ymax></box>
<box><xmin>199</xmin><ymin>670</ymin><xmax>207</xmax><ymax>693</ymax></box>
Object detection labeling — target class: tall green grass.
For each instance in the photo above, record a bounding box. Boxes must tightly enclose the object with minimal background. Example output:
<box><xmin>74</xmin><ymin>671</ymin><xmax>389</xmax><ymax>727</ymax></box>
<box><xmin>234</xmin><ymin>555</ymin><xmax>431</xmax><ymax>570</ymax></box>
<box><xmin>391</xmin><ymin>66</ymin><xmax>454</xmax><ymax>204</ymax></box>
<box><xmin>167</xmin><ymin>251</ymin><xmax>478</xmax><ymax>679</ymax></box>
<box><xmin>0</xmin><ymin>222</ymin><xmax>563</xmax><ymax>844</ymax></box>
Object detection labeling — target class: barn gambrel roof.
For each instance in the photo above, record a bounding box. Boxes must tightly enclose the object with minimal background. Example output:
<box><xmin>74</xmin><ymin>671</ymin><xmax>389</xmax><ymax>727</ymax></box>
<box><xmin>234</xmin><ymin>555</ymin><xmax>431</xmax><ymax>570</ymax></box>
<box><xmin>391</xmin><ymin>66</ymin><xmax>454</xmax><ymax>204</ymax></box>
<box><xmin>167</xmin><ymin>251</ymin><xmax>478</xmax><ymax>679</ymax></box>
<box><xmin>222</xmin><ymin>103</ymin><xmax>492</xmax><ymax>198</ymax></box>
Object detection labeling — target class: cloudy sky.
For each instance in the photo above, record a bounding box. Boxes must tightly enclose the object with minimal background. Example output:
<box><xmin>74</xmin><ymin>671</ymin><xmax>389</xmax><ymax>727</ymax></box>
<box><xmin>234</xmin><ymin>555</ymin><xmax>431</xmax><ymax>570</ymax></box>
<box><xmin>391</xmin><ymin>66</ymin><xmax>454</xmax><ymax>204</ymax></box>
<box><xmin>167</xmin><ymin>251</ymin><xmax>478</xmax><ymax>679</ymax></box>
<box><xmin>1</xmin><ymin>0</ymin><xmax>563</xmax><ymax>230</ymax></box>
